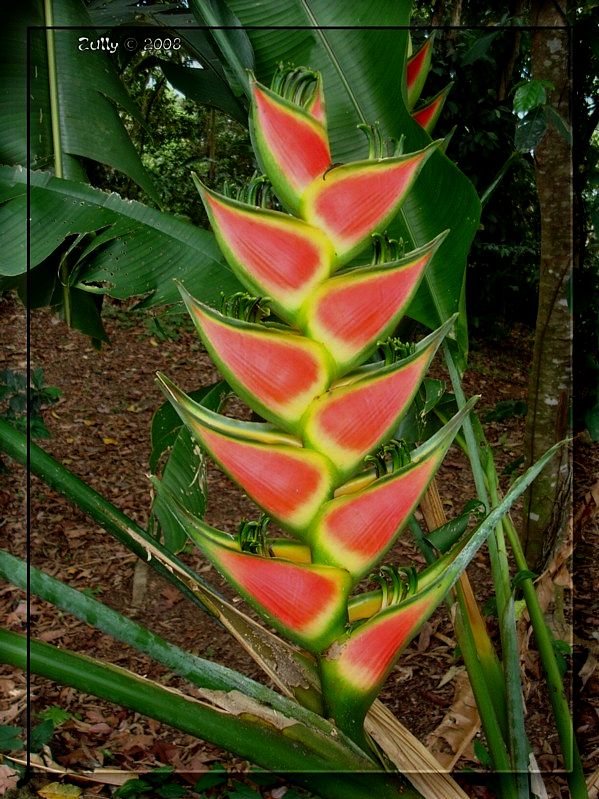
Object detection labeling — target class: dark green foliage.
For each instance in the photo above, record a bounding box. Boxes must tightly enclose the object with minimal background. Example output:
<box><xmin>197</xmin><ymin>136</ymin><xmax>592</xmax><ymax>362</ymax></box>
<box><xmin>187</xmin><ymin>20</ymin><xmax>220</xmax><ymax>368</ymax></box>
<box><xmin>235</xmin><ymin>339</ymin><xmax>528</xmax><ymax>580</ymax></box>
<box><xmin>410</xmin><ymin>23</ymin><xmax>540</xmax><ymax>335</ymax></box>
<box><xmin>90</xmin><ymin>59</ymin><xmax>255</xmax><ymax>228</ymax></box>
<box><xmin>115</xmin><ymin>767</ymin><xmax>186</xmax><ymax>799</ymax></box>
<box><xmin>473</xmin><ymin>739</ymin><xmax>493</xmax><ymax>768</ymax></box>
<box><xmin>193</xmin><ymin>765</ymin><xmax>229</xmax><ymax>792</ymax></box>
<box><xmin>551</xmin><ymin>638</ymin><xmax>572</xmax><ymax>680</ymax></box>
<box><xmin>0</xmin><ymin>725</ymin><xmax>22</xmax><ymax>752</ymax></box>
<box><xmin>0</xmin><ymin>368</ymin><xmax>61</xmax><ymax>440</ymax></box>
<box><xmin>0</xmin><ymin>709</ymin><xmax>70</xmax><ymax>757</ymax></box>
<box><xmin>483</xmin><ymin>399</ymin><xmax>527</xmax><ymax>423</ymax></box>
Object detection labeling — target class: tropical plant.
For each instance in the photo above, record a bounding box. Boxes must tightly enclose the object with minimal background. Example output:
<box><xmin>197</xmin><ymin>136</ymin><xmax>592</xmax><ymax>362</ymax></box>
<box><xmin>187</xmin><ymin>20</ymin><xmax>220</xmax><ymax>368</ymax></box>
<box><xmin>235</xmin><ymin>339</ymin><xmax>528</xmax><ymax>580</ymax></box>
<box><xmin>0</xmin><ymin>4</ymin><xmax>585</xmax><ymax>798</ymax></box>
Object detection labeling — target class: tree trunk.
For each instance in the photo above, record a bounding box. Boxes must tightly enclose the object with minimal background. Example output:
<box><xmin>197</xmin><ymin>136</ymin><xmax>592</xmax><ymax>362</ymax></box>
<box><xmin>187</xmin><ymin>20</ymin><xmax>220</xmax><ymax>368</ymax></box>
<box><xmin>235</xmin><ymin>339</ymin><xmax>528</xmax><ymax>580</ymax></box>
<box><xmin>522</xmin><ymin>0</ymin><xmax>572</xmax><ymax>568</ymax></box>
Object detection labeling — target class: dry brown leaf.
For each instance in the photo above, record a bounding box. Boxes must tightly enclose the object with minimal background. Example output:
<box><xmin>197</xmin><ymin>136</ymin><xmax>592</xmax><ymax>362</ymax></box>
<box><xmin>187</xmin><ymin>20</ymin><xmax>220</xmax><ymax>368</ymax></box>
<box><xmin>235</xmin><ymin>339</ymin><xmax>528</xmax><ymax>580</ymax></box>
<box><xmin>39</xmin><ymin>629</ymin><xmax>68</xmax><ymax>643</ymax></box>
<box><xmin>417</xmin><ymin>622</ymin><xmax>432</xmax><ymax>652</ymax></box>
<box><xmin>437</xmin><ymin>664</ymin><xmax>464</xmax><ymax>689</ymax></box>
<box><xmin>574</xmin><ymin>478</ymin><xmax>599</xmax><ymax>530</ymax></box>
<box><xmin>587</xmin><ymin>765</ymin><xmax>599</xmax><ymax>799</ymax></box>
<box><xmin>579</xmin><ymin>650</ymin><xmax>598</xmax><ymax>689</ymax></box>
<box><xmin>365</xmin><ymin>701</ymin><xmax>470</xmax><ymax>799</ymax></box>
<box><xmin>425</xmin><ymin>670</ymin><xmax>480</xmax><ymax>769</ymax></box>
<box><xmin>0</xmin><ymin>765</ymin><xmax>19</xmax><ymax>796</ymax></box>
<box><xmin>131</xmin><ymin>560</ymin><xmax>149</xmax><ymax>609</ymax></box>
<box><xmin>519</xmin><ymin>535</ymin><xmax>574</xmax><ymax>646</ymax></box>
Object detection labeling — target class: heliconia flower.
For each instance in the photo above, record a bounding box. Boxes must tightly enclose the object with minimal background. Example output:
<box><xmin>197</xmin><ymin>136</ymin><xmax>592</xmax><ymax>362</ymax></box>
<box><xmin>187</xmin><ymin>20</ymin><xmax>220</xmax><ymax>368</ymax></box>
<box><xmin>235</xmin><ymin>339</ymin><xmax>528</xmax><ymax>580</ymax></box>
<box><xmin>158</xmin><ymin>61</ymin><xmax>478</xmax><ymax>747</ymax></box>
<box><xmin>162</xmin><ymin>496</ymin><xmax>351</xmax><ymax>652</ymax></box>
<box><xmin>194</xmin><ymin>178</ymin><xmax>334</xmax><ymax>321</ymax></box>
<box><xmin>308</xmin><ymin>400</ymin><xmax>478</xmax><ymax>581</ymax></box>
<box><xmin>300</xmin><ymin>143</ymin><xmax>439</xmax><ymax>267</ymax></box>
<box><xmin>320</xmin><ymin>577</ymin><xmax>448</xmax><ymax>739</ymax></box>
<box><xmin>249</xmin><ymin>77</ymin><xmax>331</xmax><ymax>213</ymax></box>
<box><xmin>412</xmin><ymin>85</ymin><xmax>452</xmax><ymax>134</ymax></box>
<box><xmin>406</xmin><ymin>35</ymin><xmax>434</xmax><ymax>111</ymax></box>
<box><xmin>299</xmin><ymin>234</ymin><xmax>447</xmax><ymax>375</ymax></box>
<box><xmin>156</xmin><ymin>373</ymin><xmax>337</xmax><ymax>536</ymax></box>
<box><xmin>301</xmin><ymin>318</ymin><xmax>454</xmax><ymax>475</ymax></box>
<box><xmin>179</xmin><ymin>286</ymin><xmax>332</xmax><ymax>433</ymax></box>
<box><xmin>319</xmin><ymin>522</ymin><xmax>483</xmax><ymax>737</ymax></box>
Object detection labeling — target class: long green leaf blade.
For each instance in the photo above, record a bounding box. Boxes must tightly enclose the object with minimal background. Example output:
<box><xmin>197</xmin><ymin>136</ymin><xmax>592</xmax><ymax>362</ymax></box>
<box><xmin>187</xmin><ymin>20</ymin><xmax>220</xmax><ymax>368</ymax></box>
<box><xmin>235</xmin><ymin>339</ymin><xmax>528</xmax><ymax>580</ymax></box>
<box><xmin>0</xmin><ymin>167</ymin><xmax>241</xmax><ymax>306</ymax></box>
<box><xmin>1</xmin><ymin>1</ymin><xmax>157</xmax><ymax>198</ymax></box>
<box><xmin>0</xmin><ymin>629</ymin><xmax>400</xmax><ymax>794</ymax></box>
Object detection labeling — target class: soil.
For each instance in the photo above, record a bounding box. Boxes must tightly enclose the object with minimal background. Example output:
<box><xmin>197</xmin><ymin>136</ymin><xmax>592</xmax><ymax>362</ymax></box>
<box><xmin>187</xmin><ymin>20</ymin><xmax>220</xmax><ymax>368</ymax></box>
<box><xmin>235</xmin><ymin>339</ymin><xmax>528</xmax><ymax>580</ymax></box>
<box><xmin>0</xmin><ymin>292</ymin><xmax>597</xmax><ymax>799</ymax></box>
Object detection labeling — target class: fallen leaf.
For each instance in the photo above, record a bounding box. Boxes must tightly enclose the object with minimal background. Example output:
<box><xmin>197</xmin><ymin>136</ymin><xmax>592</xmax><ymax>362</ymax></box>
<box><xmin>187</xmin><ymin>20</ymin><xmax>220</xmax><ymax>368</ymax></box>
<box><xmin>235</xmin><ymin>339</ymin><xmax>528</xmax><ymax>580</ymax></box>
<box><xmin>574</xmin><ymin>478</ymin><xmax>599</xmax><ymax>531</ymax></box>
<box><xmin>102</xmin><ymin>437</ymin><xmax>119</xmax><ymax>446</ymax></box>
<box><xmin>39</xmin><ymin>629</ymin><xmax>67</xmax><ymax>643</ymax></box>
<box><xmin>417</xmin><ymin>622</ymin><xmax>432</xmax><ymax>652</ymax></box>
<box><xmin>580</xmin><ymin>650</ymin><xmax>598</xmax><ymax>689</ymax></box>
<box><xmin>587</xmin><ymin>765</ymin><xmax>599</xmax><ymax>799</ymax></box>
<box><xmin>0</xmin><ymin>765</ymin><xmax>19</xmax><ymax>795</ymax></box>
<box><xmin>425</xmin><ymin>670</ymin><xmax>480</xmax><ymax>769</ymax></box>
<box><xmin>38</xmin><ymin>781</ymin><xmax>82</xmax><ymax>799</ymax></box>
<box><xmin>437</xmin><ymin>665</ymin><xmax>464</xmax><ymax>689</ymax></box>
<box><xmin>161</xmin><ymin>585</ymin><xmax>184</xmax><ymax>607</ymax></box>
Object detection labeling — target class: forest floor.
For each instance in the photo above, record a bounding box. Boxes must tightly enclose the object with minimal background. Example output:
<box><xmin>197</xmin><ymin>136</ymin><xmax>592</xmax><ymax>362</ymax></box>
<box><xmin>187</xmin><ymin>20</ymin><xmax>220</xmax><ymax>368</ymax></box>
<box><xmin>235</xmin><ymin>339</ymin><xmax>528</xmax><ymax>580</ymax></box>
<box><xmin>0</xmin><ymin>292</ymin><xmax>597</xmax><ymax>799</ymax></box>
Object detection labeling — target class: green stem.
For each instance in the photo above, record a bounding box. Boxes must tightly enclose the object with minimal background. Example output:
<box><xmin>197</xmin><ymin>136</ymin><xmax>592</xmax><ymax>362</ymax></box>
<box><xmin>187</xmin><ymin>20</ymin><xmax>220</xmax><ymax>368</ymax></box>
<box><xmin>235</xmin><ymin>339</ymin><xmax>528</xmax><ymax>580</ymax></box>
<box><xmin>409</xmin><ymin>517</ymin><xmax>512</xmax><ymax>785</ymax></box>
<box><xmin>43</xmin><ymin>0</ymin><xmax>70</xmax><ymax>326</ymax></box>
<box><xmin>443</xmin><ymin>365</ymin><xmax>586</xmax><ymax>797</ymax></box>
<box><xmin>443</xmin><ymin>342</ymin><xmax>531</xmax><ymax>792</ymax></box>
<box><xmin>409</xmin><ymin>515</ymin><xmax>507</xmax><ymax>732</ymax></box>
<box><xmin>1</xmin><ymin>630</ymin><xmax>412</xmax><ymax>799</ymax></box>
<box><xmin>453</xmin><ymin>587</ymin><xmax>518</xmax><ymax>799</ymax></box>
<box><xmin>488</xmin><ymin>503</ymin><xmax>587</xmax><ymax>797</ymax></box>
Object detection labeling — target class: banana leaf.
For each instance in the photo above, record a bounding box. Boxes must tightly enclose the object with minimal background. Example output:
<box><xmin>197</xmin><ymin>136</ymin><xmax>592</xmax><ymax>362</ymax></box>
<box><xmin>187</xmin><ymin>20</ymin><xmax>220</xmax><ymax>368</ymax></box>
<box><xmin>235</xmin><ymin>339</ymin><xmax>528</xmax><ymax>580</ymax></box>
<box><xmin>0</xmin><ymin>166</ymin><xmax>242</xmax><ymax>306</ymax></box>
<box><xmin>0</xmin><ymin>0</ymin><xmax>156</xmax><ymax>198</ymax></box>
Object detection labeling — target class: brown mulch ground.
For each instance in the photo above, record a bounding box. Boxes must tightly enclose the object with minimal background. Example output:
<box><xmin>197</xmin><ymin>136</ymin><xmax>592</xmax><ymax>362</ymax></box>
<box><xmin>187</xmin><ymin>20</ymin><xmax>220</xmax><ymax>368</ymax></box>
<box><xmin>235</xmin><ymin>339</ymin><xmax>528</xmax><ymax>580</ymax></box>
<box><xmin>0</xmin><ymin>292</ymin><xmax>597</xmax><ymax>798</ymax></box>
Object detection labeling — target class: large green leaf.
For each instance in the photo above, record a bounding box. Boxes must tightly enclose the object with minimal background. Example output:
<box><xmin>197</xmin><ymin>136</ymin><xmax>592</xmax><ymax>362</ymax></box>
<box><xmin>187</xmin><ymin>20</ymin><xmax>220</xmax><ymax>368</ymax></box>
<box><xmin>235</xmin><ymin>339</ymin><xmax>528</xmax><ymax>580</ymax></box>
<box><xmin>220</xmin><ymin>0</ymin><xmax>481</xmax><ymax>355</ymax></box>
<box><xmin>188</xmin><ymin>0</ymin><xmax>255</xmax><ymax>95</ymax></box>
<box><xmin>86</xmin><ymin>1</ymin><xmax>252</xmax><ymax>121</ymax></box>
<box><xmin>0</xmin><ymin>166</ymin><xmax>242</xmax><ymax>306</ymax></box>
<box><xmin>0</xmin><ymin>631</ymin><xmax>399</xmax><ymax>796</ymax></box>
<box><xmin>0</xmin><ymin>1</ymin><xmax>156</xmax><ymax>199</ymax></box>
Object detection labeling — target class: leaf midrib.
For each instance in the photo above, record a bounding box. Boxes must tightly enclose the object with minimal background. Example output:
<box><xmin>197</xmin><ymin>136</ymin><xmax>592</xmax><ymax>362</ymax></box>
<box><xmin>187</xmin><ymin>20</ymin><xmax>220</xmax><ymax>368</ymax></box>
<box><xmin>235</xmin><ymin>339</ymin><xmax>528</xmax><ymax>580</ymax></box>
<box><xmin>299</xmin><ymin>0</ymin><xmax>367</xmax><ymax>126</ymax></box>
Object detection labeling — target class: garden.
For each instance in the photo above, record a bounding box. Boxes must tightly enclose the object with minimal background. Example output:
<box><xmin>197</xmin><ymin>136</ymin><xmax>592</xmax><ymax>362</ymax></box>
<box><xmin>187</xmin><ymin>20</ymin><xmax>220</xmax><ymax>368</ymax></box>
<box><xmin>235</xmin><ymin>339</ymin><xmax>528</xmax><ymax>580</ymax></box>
<box><xmin>0</xmin><ymin>2</ymin><xmax>597</xmax><ymax>799</ymax></box>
